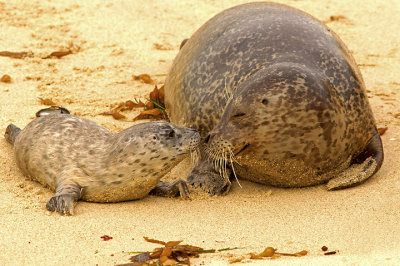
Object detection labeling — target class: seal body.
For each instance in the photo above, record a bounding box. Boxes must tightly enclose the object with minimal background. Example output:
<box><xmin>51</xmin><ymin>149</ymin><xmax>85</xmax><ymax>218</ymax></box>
<box><xmin>6</xmin><ymin>114</ymin><xmax>200</xmax><ymax>214</ymax></box>
<box><xmin>165</xmin><ymin>2</ymin><xmax>383</xmax><ymax>194</ymax></box>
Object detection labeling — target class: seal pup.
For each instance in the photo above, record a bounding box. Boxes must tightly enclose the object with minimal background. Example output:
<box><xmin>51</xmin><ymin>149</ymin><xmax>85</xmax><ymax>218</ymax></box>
<box><xmin>165</xmin><ymin>2</ymin><xmax>383</xmax><ymax>195</ymax></box>
<box><xmin>5</xmin><ymin>114</ymin><xmax>200</xmax><ymax>215</ymax></box>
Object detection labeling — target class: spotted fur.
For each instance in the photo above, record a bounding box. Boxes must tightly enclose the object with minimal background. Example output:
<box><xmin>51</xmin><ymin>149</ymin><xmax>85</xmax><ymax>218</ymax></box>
<box><xmin>6</xmin><ymin>114</ymin><xmax>200</xmax><ymax>214</ymax></box>
<box><xmin>165</xmin><ymin>2</ymin><xmax>383</xmax><ymax>194</ymax></box>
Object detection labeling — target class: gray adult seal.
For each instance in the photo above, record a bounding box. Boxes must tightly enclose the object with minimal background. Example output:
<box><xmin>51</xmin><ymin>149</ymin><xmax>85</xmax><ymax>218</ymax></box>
<box><xmin>5</xmin><ymin>114</ymin><xmax>200</xmax><ymax>215</ymax></box>
<box><xmin>165</xmin><ymin>2</ymin><xmax>383</xmax><ymax>195</ymax></box>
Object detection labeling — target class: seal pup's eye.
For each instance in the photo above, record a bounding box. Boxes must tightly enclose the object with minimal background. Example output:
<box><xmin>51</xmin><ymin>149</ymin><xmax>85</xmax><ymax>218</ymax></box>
<box><xmin>262</xmin><ymin>99</ymin><xmax>269</xmax><ymax>105</ymax></box>
<box><xmin>168</xmin><ymin>130</ymin><xmax>175</xmax><ymax>138</ymax></box>
<box><xmin>232</xmin><ymin>113</ymin><xmax>245</xmax><ymax>118</ymax></box>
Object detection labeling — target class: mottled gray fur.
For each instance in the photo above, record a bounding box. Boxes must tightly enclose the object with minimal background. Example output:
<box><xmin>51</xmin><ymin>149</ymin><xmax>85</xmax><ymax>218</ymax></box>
<box><xmin>165</xmin><ymin>2</ymin><xmax>383</xmax><ymax>194</ymax></box>
<box><xmin>6</xmin><ymin>114</ymin><xmax>200</xmax><ymax>214</ymax></box>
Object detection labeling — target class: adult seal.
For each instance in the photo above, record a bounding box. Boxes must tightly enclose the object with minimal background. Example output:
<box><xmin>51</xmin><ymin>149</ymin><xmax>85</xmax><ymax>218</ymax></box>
<box><xmin>5</xmin><ymin>114</ymin><xmax>200</xmax><ymax>215</ymax></box>
<box><xmin>164</xmin><ymin>2</ymin><xmax>383</xmax><ymax>195</ymax></box>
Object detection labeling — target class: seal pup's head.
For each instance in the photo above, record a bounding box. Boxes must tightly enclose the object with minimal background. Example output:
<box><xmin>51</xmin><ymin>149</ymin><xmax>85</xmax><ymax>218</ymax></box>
<box><xmin>110</xmin><ymin>121</ymin><xmax>201</xmax><ymax>178</ymax></box>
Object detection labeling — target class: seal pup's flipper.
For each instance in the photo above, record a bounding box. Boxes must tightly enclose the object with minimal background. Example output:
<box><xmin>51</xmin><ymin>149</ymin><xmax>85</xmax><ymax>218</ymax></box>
<box><xmin>5</xmin><ymin>124</ymin><xmax>21</xmax><ymax>145</ymax></box>
<box><xmin>149</xmin><ymin>180</ymin><xmax>190</xmax><ymax>199</ymax></box>
<box><xmin>46</xmin><ymin>179</ymin><xmax>81</xmax><ymax>215</ymax></box>
<box><xmin>327</xmin><ymin>130</ymin><xmax>384</xmax><ymax>190</ymax></box>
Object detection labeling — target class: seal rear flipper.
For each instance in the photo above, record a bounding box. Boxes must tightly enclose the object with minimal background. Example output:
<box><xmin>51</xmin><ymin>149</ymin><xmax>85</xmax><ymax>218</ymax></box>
<box><xmin>46</xmin><ymin>181</ymin><xmax>81</xmax><ymax>215</ymax></box>
<box><xmin>149</xmin><ymin>180</ymin><xmax>190</xmax><ymax>199</ymax></box>
<box><xmin>5</xmin><ymin>124</ymin><xmax>21</xmax><ymax>145</ymax></box>
<box><xmin>326</xmin><ymin>130</ymin><xmax>384</xmax><ymax>190</ymax></box>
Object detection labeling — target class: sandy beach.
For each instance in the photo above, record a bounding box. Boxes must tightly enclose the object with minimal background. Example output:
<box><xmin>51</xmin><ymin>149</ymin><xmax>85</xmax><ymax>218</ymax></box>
<box><xmin>1</xmin><ymin>0</ymin><xmax>399</xmax><ymax>265</ymax></box>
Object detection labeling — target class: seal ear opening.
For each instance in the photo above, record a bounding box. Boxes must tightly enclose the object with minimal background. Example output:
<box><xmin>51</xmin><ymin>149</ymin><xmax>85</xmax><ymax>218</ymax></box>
<box><xmin>262</xmin><ymin>99</ymin><xmax>269</xmax><ymax>105</ymax></box>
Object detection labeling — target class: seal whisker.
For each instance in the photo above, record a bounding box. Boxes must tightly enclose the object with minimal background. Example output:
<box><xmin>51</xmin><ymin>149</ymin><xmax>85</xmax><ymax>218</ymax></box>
<box><xmin>192</xmin><ymin>148</ymin><xmax>200</xmax><ymax>166</ymax></box>
<box><xmin>228</xmin><ymin>148</ymin><xmax>241</xmax><ymax>166</ymax></box>
<box><xmin>230</xmin><ymin>152</ymin><xmax>242</xmax><ymax>188</ymax></box>
<box><xmin>190</xmin><ymin>150</ymin><xmax>198</xmax><ymax>167</ymax></box>
<box><xmin>218</xmin><ymin>157</ymin><xmax>223</xmax><ymax>177</ymax></box>
<box><xmin>214</xmin><ymin>156</ymin><xmax>219</xmax><ymax>175</ymax></box>
<box><xmin>221</xmin><ymin>155</ymin><xmax>225</xmax><ymax>178</ymax></box>
<box><xmin>220</xmin><ymin>156</ymin><xmax>224</xmax><ymax>177</ymax></box>
<box><xmin>223</xmin><ymin>152</ymin><xmax>228</xmax><ymax>179</ymax></box>
<box><xmin>206</xmin><ymin>146</ymin><xmax>232</xmax><ymax>181</ymax></box>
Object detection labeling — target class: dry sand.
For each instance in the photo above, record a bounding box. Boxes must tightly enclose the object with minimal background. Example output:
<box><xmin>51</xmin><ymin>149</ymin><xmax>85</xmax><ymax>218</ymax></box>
<box><xmin>1</xmin><ymin>0</ymin><xmax>399</xmax><ymax>265</ymax></box>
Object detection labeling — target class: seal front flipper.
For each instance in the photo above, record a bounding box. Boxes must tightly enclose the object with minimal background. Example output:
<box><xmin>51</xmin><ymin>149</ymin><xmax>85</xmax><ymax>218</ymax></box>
<box><xmin>187</xmin><ymin>159</ymin><xmax>232</xmax><ymax>196</ymax></box>
<box><xmin>149</xmin><ymin>180</ymin><xmax>190</xmax><ymax>199</ymax></box>
<box><xmin>46</xmin><ymin>179</ymin><xmax>81</xmax><ymax>215</ymax></box>
<box><xmin>327</xmin><ymin>130</ymin><xmax>384</xmax><ymax>190</ymax></box>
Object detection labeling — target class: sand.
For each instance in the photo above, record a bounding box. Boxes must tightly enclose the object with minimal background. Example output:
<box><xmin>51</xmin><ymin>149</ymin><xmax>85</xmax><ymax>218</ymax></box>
<box><xmin>0</xmin><ymin>0</ymin><xmax>399</xmax><ymax>265</ymax></box>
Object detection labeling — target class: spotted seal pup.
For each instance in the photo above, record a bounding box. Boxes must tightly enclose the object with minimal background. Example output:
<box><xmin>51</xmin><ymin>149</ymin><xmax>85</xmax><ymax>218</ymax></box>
<box><xmin>5</xmin><ymin>114</ymin><xmax>200</xmax><ymax>215</ymax></box>
<box><xmin>165</xmin><ymin>2</ymin><xmax>383</xmax><ymax>195</ymax></box>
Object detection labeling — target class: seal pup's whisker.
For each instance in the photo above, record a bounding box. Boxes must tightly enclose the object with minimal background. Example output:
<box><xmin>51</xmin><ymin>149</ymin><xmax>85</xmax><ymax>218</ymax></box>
<box><xmin>190</xmin><ymin>150</ymin><xmax>195</xmax><ymax>166</ymax></box>
<box><xmin>190</xmin><ymin>148</ymin><xmax>200</xmax><ymax>166</ymax></box>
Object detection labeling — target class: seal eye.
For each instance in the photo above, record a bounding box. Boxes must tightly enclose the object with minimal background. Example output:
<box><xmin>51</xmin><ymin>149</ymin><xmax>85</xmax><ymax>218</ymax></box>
<box><xmin>168</xmin><ymin>130</ymin><xmax>175</xmax><ymax>138</ymax></box>
<box><xmin>262</xmin><ymin>99</ymin><xmax>269</xmax><ymax>105</ymax></box>
<box><xmin>232</xmin><ymin>113</ymin><xmax>245</xmax><ymax>118</ymax></box>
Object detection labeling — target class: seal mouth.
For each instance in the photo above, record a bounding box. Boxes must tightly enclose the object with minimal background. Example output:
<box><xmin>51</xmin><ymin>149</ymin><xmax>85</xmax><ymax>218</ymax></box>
<box><xmin>235</xmin><ymin>143</ymin><xmax>250</xmax><ymax>156</ymax></box>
